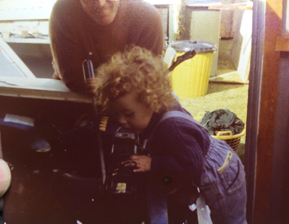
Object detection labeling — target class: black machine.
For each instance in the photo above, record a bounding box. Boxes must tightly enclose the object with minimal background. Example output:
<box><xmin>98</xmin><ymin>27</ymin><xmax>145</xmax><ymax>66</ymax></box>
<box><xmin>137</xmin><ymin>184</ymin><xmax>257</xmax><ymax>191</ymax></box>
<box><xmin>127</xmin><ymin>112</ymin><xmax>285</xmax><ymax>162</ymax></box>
<box><xmin>105</xmin><ymin>127</ymin><xmax>142</xmax><ymax>195</ymax></box>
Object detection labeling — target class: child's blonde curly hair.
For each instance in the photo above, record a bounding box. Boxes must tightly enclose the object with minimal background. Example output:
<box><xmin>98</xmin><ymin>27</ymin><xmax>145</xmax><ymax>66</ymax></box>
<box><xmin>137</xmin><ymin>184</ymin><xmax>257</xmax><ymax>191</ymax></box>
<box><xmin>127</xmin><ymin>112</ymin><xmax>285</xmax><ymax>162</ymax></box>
<box><xmin>94</xmin><ymin>46</ymin><xmax>177</xmax><ymax>112</ymax></box>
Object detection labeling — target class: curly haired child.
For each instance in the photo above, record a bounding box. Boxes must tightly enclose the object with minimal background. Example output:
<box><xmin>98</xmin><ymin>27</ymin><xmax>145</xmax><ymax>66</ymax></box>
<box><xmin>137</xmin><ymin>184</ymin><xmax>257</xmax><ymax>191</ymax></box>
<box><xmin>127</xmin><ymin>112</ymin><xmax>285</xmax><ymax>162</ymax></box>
<box><xmin>86</xmin><ymin>46</ymin><xmax>247</xmax><ymax>224</ymax></box>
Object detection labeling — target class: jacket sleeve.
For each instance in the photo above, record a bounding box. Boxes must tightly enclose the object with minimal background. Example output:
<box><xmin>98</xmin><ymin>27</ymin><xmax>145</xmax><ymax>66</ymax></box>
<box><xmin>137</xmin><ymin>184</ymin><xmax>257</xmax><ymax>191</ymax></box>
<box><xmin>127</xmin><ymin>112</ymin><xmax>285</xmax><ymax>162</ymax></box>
<box><xmin>49</xmin><ymin>6</ymin><xmax>87</xmax><ymax>93</ymax></box>
<box><xmin>150</xmin><ymin>118</ymin><xmax>209</xmax><ymax>185</ymax></box>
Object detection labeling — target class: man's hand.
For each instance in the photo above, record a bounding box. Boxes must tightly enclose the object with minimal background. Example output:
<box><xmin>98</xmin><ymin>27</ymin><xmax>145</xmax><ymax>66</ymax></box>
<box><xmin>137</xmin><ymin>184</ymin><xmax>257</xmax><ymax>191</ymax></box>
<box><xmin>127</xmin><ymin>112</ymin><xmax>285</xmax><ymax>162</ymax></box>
<box><xmin>122</xmin><ymin>155</ymin><xmax>152</xmax><ymax>173</ymax></box>
<box><xmin>85</xmin><ymin>77</ymin><xmax>99</xmax><ymax>95</ymax></box>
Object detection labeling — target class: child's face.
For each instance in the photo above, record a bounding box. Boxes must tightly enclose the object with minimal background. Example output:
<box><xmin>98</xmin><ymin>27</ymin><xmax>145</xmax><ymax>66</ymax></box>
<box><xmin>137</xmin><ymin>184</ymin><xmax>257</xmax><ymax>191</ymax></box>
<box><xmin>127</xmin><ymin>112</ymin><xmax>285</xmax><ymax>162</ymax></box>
<box><xmin>111</xmin><ymin>92</ymin><xmax>153</xmax><ymax>134</ymax></box>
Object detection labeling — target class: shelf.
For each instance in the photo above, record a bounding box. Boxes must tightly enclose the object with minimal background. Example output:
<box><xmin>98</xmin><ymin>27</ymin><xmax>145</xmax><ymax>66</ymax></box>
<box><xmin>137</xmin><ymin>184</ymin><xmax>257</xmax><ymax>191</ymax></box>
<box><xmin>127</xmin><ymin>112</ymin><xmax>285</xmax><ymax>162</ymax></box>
<box><xmin>0</xmin><ymin>77</ymin><xmax>90</xmax><ymax>103</ymax></box>
<box><xmin>3</xmin><ymin>38</ymin><xmax>50</xmax><ymax>44</ymax></box>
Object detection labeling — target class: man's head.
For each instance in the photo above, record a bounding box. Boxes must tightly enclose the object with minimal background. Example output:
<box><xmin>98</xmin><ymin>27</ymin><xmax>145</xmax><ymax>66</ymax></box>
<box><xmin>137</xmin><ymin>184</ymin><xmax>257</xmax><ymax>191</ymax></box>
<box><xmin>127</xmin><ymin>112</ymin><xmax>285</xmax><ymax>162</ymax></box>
<box><xmin>80</xmin><ymin>0</ymin><xmax>119</xmax><ymax>26</ymax></box>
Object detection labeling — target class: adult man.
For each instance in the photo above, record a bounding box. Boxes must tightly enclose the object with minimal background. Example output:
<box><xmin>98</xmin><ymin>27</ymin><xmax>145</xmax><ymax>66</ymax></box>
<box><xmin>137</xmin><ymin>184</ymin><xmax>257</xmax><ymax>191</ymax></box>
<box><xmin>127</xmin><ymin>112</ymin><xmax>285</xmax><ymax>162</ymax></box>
<box><xmin>49</xmin><ymin>0</ymin><xmax>164</xmax><ymax>93</ymax></box>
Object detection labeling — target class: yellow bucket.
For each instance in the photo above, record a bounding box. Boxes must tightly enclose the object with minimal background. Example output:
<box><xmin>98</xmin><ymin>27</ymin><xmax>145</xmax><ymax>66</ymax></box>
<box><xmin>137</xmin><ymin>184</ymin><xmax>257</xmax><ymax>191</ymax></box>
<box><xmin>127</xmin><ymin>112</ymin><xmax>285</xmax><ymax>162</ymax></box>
<box><xmin>168</xmin><ymin>40</ymin><xmax>215</xmax><ymax>98</ymax></box>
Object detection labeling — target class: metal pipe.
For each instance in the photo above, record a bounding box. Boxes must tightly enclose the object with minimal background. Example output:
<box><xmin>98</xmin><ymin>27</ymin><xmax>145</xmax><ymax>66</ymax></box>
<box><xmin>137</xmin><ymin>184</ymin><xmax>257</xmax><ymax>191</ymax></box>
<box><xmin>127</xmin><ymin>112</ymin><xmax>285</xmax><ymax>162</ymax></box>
<box><xmin>245</xmin><ymin>0</ymin><xmax>266</xmax><ymax>223</ymax></box>
<box><xmin>82</xmin><ymin>60</ymin><xmax>106</xmax><ymax>186</ymax></box>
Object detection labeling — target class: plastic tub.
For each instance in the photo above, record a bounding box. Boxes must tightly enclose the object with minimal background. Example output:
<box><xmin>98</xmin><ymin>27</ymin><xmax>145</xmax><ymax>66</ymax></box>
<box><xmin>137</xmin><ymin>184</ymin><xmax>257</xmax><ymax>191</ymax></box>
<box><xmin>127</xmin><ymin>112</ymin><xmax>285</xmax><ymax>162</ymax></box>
<box><xmin>169</xmin><ymin>40</ymin><xmax>215</xmax><ymax>98</ymax></box>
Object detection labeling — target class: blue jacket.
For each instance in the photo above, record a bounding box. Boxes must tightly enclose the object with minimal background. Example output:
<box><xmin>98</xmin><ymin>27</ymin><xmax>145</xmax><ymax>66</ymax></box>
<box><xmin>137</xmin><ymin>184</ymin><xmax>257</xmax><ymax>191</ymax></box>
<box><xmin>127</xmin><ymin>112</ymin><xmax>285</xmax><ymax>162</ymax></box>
<box><xmin>139</xmin><ymin>103</ymin><xmax>210</xmax><ymax>186</ymax></box>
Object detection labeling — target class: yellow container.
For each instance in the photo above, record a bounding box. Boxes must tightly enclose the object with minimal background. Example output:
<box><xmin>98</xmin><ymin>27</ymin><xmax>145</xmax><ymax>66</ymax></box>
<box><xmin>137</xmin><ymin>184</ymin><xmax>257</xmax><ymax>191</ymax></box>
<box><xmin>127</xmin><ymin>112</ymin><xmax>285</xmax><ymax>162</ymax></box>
<box><xmin>195</xmin><ymin>111</ymin><xmax>246</xmax><ymax>152</ymax></box>
<box><xmin>212</xmin><ymin>129</ymin><xmax>246</xmax><ymax>152</ymax></box>
<box><xmin>169</xmin><ymin>40</ymin><xmax>215</xmax><ymax>98</ymax></box>
<box><xmin>170</xmin><ymin>52</ymin><xmax>213</xmax><ymax>97</ymax></box>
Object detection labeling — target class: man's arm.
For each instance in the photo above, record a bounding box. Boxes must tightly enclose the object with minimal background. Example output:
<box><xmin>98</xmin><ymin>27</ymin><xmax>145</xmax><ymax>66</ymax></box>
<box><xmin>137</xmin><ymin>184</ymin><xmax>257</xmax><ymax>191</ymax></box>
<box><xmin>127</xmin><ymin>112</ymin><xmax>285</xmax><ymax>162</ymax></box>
<box><xmin>138</xmin><ymin>16</ymin><xmax>164</xmax><ymax>56</ymax></box>
<box><xmin>131</xmin><ymin>2</ymin><xmax>164</xmax><ymax>56</ymax></box>
<box><xmin>49</xmin><ymin>5</ymin><xmax>87</xmax><ymax>93</ymax></box>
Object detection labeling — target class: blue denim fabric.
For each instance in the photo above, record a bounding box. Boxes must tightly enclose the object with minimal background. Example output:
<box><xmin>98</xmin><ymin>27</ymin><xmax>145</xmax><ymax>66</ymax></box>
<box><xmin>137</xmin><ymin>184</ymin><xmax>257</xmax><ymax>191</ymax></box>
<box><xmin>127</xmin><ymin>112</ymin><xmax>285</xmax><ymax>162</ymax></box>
<box><xmin>199</xmin><ymin>138</ymin><xmax>247</xmax><ymax>224</ymax></box>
